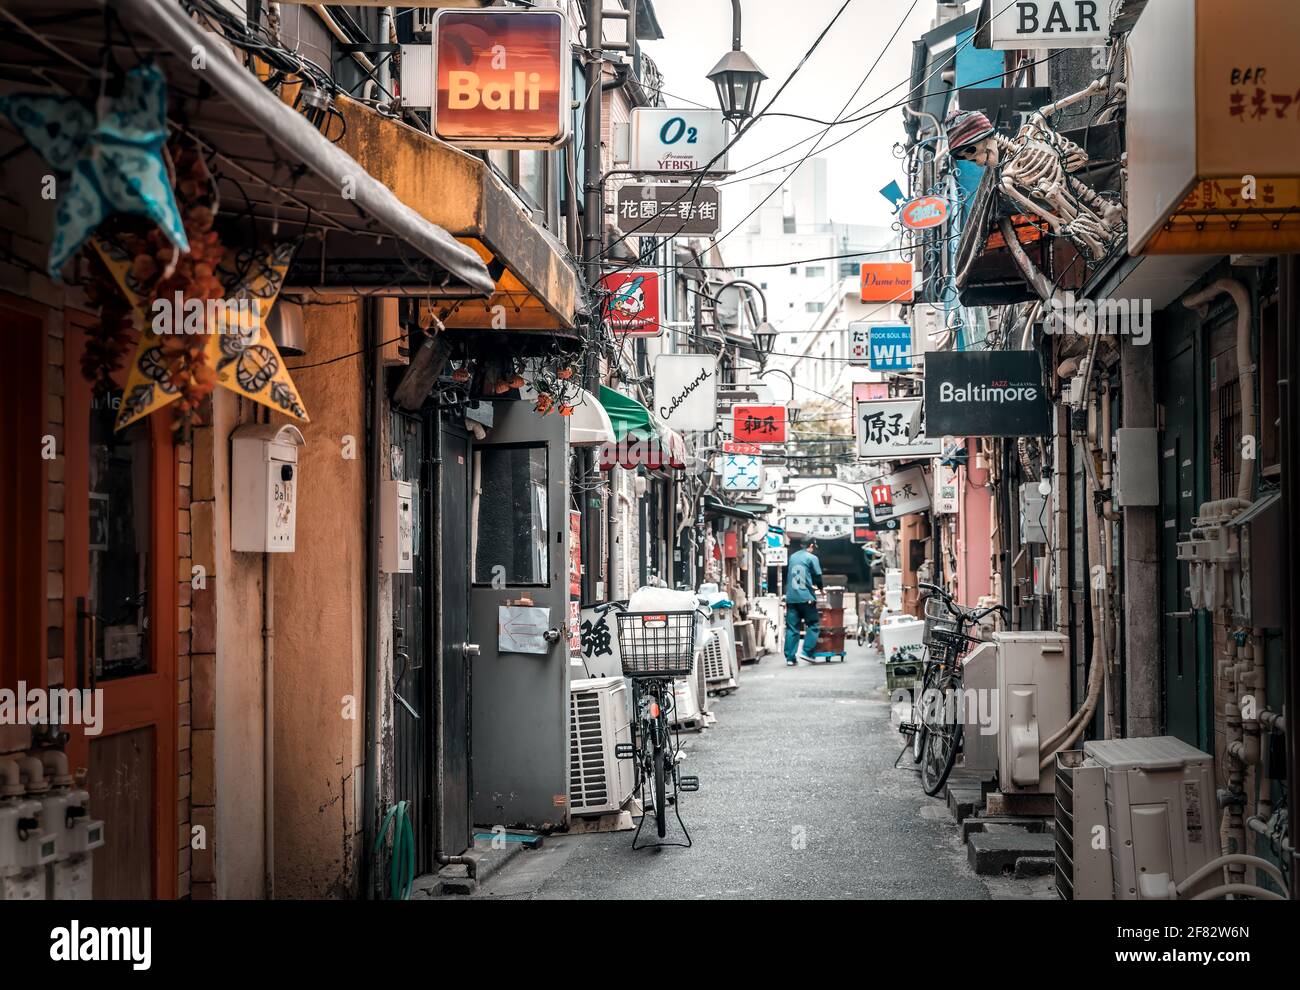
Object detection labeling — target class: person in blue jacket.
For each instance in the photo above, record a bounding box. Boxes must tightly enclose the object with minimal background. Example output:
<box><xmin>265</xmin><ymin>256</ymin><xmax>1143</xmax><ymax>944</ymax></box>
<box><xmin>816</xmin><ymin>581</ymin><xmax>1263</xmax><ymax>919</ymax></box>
<box><xmin>784</xmin><ymin>538</ymin><xmax>824</xmax><ymax>665</ymax></box>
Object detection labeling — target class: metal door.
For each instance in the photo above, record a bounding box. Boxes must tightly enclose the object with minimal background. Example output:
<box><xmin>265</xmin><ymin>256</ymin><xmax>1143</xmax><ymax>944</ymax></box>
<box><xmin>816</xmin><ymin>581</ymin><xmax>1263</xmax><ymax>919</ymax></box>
<box><xmin>437</xmin><ymin>421</ymin><xmax>472</xmax><ymax>857</ymax></box>
<box><xmin>469</xmin><ymin>401</ymin><xmax>571</xmax><ymax>829</ymax></box>
<box><xmin>1158</xmin><ymin>338</ymin><xmax>1204</xmax><ymax>747</ymax></box>
<box><xmin>390</xmin><ymin>409</ymin><xmax>431</xmax><ymax>875</ymax></box>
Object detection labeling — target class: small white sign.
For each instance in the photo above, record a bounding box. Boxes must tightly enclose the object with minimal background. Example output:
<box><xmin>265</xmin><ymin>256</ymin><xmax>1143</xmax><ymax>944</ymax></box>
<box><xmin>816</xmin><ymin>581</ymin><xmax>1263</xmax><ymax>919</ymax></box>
<box><xmin>934</xmin><ymin>461</ymin><xmax>960</xmax><ymax>515</ymax></box>
<box><xmin>766</xmin><ymin>546</ymin><xmax>788</xmax><ymax>567</ymax></box>
<box><xmin>498</xmin><ymin>605</ymin><xmax>551</xmax><ymax>655</ymax></box>
<box><xmin>988</xmin><ymin>0</ymin><xmax>1111</xmax><ymax>49</ymax></box>
<box><xmin>856</xmin><ymin>397</ymin><xmax>943</xmax><ymax>460</ymax></box>
<box><xmin>630</xmin><ymin>109</ymin><xmax>729</xmax><ymax>174</ymax></box>
<box><xmin>653</xmin><ymin>354</ymin><xmax>718</xmax><ymax>432</ymax></box>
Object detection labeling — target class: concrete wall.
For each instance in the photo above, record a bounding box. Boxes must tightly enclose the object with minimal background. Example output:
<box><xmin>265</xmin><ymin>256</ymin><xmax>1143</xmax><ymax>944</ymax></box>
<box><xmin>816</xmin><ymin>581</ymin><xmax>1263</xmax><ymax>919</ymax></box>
<box><xmin>274</xmin><ymin>303</ymin><xmax>369</xmax><ymax>898</ymax></box>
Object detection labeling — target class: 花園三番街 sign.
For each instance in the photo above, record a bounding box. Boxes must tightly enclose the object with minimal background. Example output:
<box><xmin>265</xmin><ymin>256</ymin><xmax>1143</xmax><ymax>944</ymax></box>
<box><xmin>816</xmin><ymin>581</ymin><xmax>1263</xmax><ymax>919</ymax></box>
<box><xmin>433</xmin><ymin>8</ymin><xmax>570</xmax><ymax>149</ymax></box>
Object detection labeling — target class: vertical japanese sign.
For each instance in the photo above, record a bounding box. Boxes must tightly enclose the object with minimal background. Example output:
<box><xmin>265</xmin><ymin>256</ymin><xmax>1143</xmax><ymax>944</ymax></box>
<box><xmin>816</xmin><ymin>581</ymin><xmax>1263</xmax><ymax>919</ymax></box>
<box><xmin>600</xmin><ymin>271</ymin><xmax>662</xmax><ymax>336</ymax></box>
<box><xmin>568</xmin><ymin>509</ymin><xmax>582</xmax><ymax>651</ymax></box>
<box><xmin>722</xmin><ymin>447</ymin><xmax>763</xmax><ymax>491</ymax></box>
<box><xmin>433</xmin><ymin>8</ymin><xmax>571</xmax><ymax>149</ymax></box>
<box><xmin>732</xmin><ymin>404</ymin><xmax>786</xmax><ymax>443</ymax></box>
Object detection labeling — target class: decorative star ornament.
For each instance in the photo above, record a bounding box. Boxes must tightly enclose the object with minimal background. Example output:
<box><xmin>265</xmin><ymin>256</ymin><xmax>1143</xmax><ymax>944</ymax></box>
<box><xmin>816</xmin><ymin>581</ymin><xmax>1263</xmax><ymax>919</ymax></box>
<box><xmin>0</xmin><ymin>62</ymin><xmax>189</xmax><ymax>279</ymax></box>
<box><xmin>91</xmin><ymin>236</ymin><xmax>309</xmax><ymax>431</ymax></box>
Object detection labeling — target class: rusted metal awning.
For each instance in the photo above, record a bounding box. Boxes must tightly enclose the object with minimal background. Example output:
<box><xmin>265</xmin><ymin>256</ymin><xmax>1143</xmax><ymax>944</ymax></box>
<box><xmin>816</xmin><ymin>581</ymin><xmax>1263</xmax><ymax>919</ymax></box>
<box><xmin>336</xmin><ymin>97</ymin><xmax>581</xmax><ymax>333</ymax></box>
<box><xmin>0</xmin><ymin>0</ymin><xmax>495</xmax><ymax>296</ymax></box>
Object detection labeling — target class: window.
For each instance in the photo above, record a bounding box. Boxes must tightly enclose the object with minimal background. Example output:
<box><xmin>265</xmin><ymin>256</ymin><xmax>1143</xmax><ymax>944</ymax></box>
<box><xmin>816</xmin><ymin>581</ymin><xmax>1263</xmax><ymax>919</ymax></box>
<box><xmin>805</xmin><ymin>302</ymin><xmax>825</xmax><ymax>313</ymax></box>
<box><xmin>473</xmin><ymin>446</ymin><xmax>549</xmax><ymax>585</ymax></box>
<box><xmin>789</xmin><ymin>267</ymin><xmax>798</xmax><ymax>274</ymax></box>
<box><xmin>805</xmin><ymin>266</ymin><xmax>826</xmax><ymax>278</ymax></box>
<box><xmin>759</xmin><ymin>282</ymin><xmax>768</xmax><ymax>290</ymax></box>
<box><xmin>89</xmin><ymin>390</ymin><xmax>153</xmax><ymax>680</ymax></box>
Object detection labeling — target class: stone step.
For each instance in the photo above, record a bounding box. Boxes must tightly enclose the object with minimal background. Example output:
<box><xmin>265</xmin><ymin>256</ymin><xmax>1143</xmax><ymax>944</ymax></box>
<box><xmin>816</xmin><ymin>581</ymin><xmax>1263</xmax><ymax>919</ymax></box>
<box><xmin>967</xmin><ymin>828</ymin><xmax>1056</xmax><ymax>877</ymax></box>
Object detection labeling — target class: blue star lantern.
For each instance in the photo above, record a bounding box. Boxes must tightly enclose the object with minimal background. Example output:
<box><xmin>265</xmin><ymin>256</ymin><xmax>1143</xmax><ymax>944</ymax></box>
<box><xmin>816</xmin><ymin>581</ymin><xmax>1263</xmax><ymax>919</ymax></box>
<box><xmin>0</xmin><ymin>62</ymin><xmax>189</xmax><ymax>280</ymax></box>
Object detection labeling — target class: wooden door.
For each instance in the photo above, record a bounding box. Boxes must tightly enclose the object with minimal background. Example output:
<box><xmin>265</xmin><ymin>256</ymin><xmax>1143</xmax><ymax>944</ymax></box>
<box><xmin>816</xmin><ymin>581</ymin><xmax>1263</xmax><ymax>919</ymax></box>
<box><xmin>63</xmin><ymin>317</ymin><xmax>178</xmax><ymax>899</ymax></box>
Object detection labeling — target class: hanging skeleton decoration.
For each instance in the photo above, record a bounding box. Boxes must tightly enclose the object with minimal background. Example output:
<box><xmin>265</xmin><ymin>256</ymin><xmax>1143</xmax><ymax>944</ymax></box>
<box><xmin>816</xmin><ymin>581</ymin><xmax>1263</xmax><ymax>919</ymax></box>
<box><xmin>945</xmin><ymin>90</ymin><xmax>1126</xmax><ymax>265</ymax></box>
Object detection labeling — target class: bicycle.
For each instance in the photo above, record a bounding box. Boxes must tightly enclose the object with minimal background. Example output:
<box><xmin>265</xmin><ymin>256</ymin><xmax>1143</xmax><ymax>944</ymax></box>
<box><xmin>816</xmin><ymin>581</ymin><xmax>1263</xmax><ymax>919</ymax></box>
<box><xmin>899</xmin><ymin>582</ymin><xmax>1008</xmax><ymax>796</ymax></box>
<box><xmin>596</xmin><ymin>600</ymin><xmax>704</xmax><ymax>848</ymax></box>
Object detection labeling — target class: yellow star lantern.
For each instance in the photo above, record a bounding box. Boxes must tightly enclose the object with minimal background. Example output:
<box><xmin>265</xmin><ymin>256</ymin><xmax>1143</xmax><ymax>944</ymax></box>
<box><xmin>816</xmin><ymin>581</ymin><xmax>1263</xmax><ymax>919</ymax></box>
<box><xmin>90</xmin><ymin>236</ymin><xmax>309</xmax><ymax>431</ymax></box>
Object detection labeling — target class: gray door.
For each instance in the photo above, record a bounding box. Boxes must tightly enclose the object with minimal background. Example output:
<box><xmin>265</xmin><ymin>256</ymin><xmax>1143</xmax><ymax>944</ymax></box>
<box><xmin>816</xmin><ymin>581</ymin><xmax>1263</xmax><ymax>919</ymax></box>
<box><xmin>438</xmin><ymin>421</ymin><xmax>473</xmax><ymax>857</ymax></box>
<box><xmin>469</xmin><ymin>401</ymin><xmax>571</xmax><ymax>829</ymax></box>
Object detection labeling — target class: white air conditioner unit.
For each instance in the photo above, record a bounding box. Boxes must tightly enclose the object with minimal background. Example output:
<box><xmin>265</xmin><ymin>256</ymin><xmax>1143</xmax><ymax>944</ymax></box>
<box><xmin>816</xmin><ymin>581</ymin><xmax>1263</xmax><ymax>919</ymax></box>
<box><xmin>568</xmin><ymin>677</ymin><xmax>635</xmax><ymax>816</ymax></box>
<box><xmin>1084</xmin><ymin>736</ymin><xmax>1221</xmax><ymax>900</ymax></box>
<box><xmin>995</xmin><ymin>631</ymin><xmax>1070</xmax><ymax>795</ymax></box>
<box><xmin>699</xmin><ymin>627</ymin><xmax>737</xmax><ymax>688</ymax></box>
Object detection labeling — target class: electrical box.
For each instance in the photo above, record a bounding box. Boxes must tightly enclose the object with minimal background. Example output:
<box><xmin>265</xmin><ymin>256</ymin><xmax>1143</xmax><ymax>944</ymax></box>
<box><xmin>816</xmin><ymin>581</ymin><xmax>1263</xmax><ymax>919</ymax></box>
<box><xmin>1083</xmin><ymin>736</ymin><xmax>1221</xmax><ymax>899</ymax></box>
<box><xmin>996</xmin><ymin>631</ymin><xmax>1070</xmax><ymax>794</ymax></box>
<box><xmin>1114</xmin><ymin>428</ymin><xmax>1160</xmax><ymax>506</ymax></box>
<box><xmin>1019</xmin><ymin>483</ymin><xmax>1050</xmax><ymax>543</ymax></box>
<box><xmin>231</xmin><ymin>424</ymin><xmax>305</xmax><ymax>553</ymax></box>
<box><xmin>380</xmin><ymin>479</ymin><xmax>414</xmax><ymax>574</ymax></box>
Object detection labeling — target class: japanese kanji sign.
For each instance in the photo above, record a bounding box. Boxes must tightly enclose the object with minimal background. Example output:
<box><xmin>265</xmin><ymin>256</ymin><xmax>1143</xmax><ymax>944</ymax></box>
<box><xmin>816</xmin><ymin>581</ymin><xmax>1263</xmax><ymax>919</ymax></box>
<box><xmin>732</xmin><ymin>404</ymin><xmax>786</xmax><ymax>443</ymax></box>
<box><xmin>600</xmin><ymin>270</ymin><xmax>661</xmax><ymax>336</ymax></box>
<box><xmin>867</xmin><ymin>466</ymin><xmax>931</xmax><ymax>522</ymax></box>
<box><xmin>855</xmin><ymin>397</ymin><xmax>941</xmax><ymax>460</ymax></box>
<box><xmin>615</xmin><ymin>183</ymin><xmax>721</xmax><ymax>236</ymax></box>
<box><xmin>722</xmin><ymin>452</ymin><xmax>763</xmax><ymax>491</ymax></box>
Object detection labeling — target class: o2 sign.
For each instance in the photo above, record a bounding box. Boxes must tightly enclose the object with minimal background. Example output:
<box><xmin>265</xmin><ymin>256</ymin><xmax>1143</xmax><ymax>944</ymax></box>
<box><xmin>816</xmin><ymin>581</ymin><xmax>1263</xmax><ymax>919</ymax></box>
<box><xmin>658</xmin><ymin>116</ymin><xmax>699</xmax><ymax>146</ymax></box>
<box><xmin>631</xmin><ymin>108</ymin><xmax>728</xmax><ymax>173</ymax></box>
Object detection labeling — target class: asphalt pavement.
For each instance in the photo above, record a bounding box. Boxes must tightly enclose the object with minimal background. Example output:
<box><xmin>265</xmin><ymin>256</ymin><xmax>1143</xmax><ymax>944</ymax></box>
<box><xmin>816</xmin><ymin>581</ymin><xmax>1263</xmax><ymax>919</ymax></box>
<box><xmin>467</xmin><ymin>635</ymin><xmax>1030</xmax><ymax>900</ymax></box>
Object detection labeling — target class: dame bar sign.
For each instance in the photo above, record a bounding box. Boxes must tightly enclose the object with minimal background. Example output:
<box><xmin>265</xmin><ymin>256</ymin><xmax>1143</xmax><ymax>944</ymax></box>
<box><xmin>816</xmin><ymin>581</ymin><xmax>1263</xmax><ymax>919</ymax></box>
<box><xmin>433</xmin><ymin>8</ymin><xmax>570</xmax><ymax>149</ymax></box>
<box><xmin>924</xmin><ymin>351</ymin><xmax>1050</xmax><ymax>438</ymax></box>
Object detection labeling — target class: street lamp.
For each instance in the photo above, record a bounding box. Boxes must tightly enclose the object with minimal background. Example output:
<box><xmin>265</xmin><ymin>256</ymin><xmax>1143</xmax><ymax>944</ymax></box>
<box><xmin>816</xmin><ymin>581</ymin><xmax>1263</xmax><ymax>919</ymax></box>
<box><xmin>707</xmin><ymin>1</ymin><xmax>767</xmax><ymax>124</ymax></box>
<box><xmin>706</xmin><ymin>277</ymin><xmax>772</xmax><ymax>357</ymax></box>
<box><xmin>755</xmin><ymin>368</ymin><xmax>801</xmax><ymax>424</ymax></box>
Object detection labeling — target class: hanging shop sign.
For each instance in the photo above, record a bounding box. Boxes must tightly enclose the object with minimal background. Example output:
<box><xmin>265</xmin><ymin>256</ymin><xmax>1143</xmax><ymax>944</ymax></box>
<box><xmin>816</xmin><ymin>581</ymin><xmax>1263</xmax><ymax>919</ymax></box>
<box><xmin>856</xmin><ymin>397</ymin><xmax>942</xmax><ymax>461</ymax></box>
<box><xmin>852</xmin><ymin>506</ymin><xmax>876</xmax><ymax>544</ymax></box>
<box><xmin>1127</xmin><ymin>0</ymin><xmax>1300</xmax><ymax>255</ymax></box>
<box><xmin>732</xmin><ymin>404</ymin><xmax>787</xmax><ymax>443</ymax></box>
<box><xmin>984</xmin><ymin>0</ymin><xmax>1111</xmax><ymax>50</ymax></box>
<box><xmin>783</xmin><ymin>514</ymin><xmax>853</xmax><ymax>540</ymax></box>
<box><xmin>852</xmin><ymin>381</ymin><xmax>889</xmax><ymax>403</ymax></box>
<box><xmin>615</xmin><ymin>183</ymin><xmax>721</xmax><ymax>237</ymax></box>
<box><xmin>630</xmin><ymin>108</ymin><xmax>729</xmax><ymax>173</ymax></box>
<box><xmin>722</xmin><ymin>452</ymin><xmax>763</xmax><ymax>491</ymax></box>
<box><xmin>765</xmin><ymin>534</ymin><xmax>788</xmax><ymax>567</ymax></box>
<box><xmin>923</xmin><ymin>351</ymin><xmax>1050</xmax><ymax>438</ymax></box>
<box><xmin>867</xmin><ymin>324</ymin><xmax>913</xmax><ymax>372</ymax></box>
<box><xmin>859</xmin><ymin>262</ymin><xmax>914</xmax><ymax>303</ymax></box>
<box><xmin>652</xmin><ymin>353</ymin><xmax>718</xmax><ymax>431</ymax></box>
<box><xmin>600</xmin><ymin>270</ymin><xmax>661</xmax><ymax>336</ymax></box>
<box><xmin>432</xmin><ymin>8</ymin><xmax>570</xmax><ymax>149</ymax></box>
<box><xmin>900</xmin><ymin>196</ymin><xmax>949</xmax><ymax>231</ymax></box>
<box><xmin>934</xmin><ymin>462</ymin><xmax>960</xmax><ymax>515</ymax></box>
<box><xmin>867</xmin><ymin>465</ymin><xmax>931</xmax><ymax>523</ymax></box>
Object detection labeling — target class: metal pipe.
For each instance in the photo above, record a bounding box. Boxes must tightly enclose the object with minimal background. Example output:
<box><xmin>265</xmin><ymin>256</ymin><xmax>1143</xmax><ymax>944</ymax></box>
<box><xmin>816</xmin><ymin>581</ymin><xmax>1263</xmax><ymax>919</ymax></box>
<box><xmin>263</xmin><ymin>476</ymin><xmax>276</xmax><ymax>900</ymax></box>
<box><xmin>729</xmin><ymin>0</ymin><xmax>743</xmax><ymax>50</ymax></box>
<box><xmin>361</xmin><ymin>298</ymin><xmax>385</xmax><ymax>899</ymax></box>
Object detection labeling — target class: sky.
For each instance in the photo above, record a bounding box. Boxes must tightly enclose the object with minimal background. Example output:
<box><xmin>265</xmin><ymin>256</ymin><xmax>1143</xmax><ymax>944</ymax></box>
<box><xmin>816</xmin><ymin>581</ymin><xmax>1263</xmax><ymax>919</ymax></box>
<box><xmin>640</xmin><ymin>0</ymin><xmax>944</xmax><ymax>239</ymax></box>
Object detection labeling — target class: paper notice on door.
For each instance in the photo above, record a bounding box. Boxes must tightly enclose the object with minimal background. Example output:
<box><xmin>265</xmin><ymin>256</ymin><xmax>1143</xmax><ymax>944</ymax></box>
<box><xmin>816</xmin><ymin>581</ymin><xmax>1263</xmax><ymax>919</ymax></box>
<box><xmin>498</xmin><ymin>605</ymin><xmax>551</xmax><ymax>655</ymax></box>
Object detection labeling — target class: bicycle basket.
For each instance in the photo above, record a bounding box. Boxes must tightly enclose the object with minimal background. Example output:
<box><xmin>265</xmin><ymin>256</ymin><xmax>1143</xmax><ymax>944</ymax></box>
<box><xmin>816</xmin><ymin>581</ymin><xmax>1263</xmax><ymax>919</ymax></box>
<box><xmin>615</xmin><ymin>610</ymin><xmax>698</xmax><ymax>678</ymax></box>
<box><xmin>922</xmin><ymin>595</ymin><xmax>959</xmax><ymax>651</ymax></box>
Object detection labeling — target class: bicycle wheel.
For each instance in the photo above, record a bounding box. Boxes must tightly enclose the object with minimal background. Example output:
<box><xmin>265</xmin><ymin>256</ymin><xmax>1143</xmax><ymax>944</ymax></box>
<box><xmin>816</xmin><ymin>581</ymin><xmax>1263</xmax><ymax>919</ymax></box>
<box><xmin>653</xmin><ymin>733</ymin><xmax>667</xmax><ymax>838</ymax></box>
<box><xmin>856</xmin><ymin>625</ymin><xmax>866</xmax><ymax>648</ymax></box>
<box><xmin>920</xmin><ymin>673</ymin><xmax>963</xmax><ymax>796</ymax></box>
<box><xmin>911</xmin><ymin>663</ymin><xmax>937</xmax><ymax>764</ymax></box>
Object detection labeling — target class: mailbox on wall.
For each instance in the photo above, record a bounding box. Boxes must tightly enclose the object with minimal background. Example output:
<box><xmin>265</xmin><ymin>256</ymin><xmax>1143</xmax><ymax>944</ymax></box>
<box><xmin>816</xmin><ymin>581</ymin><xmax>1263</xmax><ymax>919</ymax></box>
<box><xmin>231</xmin><ymin>424</ymin><xmax>305</xmax><ymax>553</ymax></box>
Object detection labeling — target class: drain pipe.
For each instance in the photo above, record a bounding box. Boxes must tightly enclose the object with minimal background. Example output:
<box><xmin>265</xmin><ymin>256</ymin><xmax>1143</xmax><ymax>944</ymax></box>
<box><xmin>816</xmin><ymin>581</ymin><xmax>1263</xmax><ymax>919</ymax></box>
<box><xmin>262</xmin><ymin>532</ymin><xmax>276</xmax><ymax>899</ymax></box>
<box><xmin>361</xmin><ymin>300</ymin><xmax>384</xmax><ymax>899</ymax></box>
<box><xmin>1182</xmin><ymin>279</ymin><xmax>1255</xmax><ymax>503</ymax></box>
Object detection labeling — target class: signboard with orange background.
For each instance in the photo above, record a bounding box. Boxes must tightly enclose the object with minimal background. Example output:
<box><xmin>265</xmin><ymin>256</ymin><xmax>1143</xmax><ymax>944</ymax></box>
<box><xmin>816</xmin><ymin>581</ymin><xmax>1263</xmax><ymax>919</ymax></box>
<box><xmin>859</xmin><ymin>262</ymin><xmax>914</xmax><ymax>303</ymax></box>
<box><xmin>433</xmin><ymin>8</ymin><xmax>570</xmax><ymax>149</ymax></box>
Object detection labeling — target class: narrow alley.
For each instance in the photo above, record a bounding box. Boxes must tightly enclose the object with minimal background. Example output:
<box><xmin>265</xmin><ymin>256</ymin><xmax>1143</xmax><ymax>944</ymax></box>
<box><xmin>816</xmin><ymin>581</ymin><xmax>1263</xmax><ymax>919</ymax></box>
<box><xmin>458</xmin><ymin>645</ymin><xmax>1036</xmax><ymax>900</ymax></box>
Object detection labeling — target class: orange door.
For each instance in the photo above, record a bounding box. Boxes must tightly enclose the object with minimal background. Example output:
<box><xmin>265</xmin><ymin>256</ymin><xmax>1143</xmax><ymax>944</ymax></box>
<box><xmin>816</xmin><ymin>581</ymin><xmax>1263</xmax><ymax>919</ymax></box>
<box><xmin>63</xmin><ymin>316</ymin><xmax>178</xmax><ymax>899</ymax></box>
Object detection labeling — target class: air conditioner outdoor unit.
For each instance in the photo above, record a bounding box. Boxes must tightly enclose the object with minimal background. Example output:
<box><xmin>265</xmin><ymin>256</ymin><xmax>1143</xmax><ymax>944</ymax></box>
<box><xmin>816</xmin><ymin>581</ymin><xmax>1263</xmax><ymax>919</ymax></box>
<box><xmin>569</xmin><ymin>677</ymin><xmax>635</xmax><ymax>816</ymax></box>
<box><xmin>995</xmin><ymin>631</ymin><xmax>1070</xmax><ymax>794</ymax></box>
<box><xmin>699</xmin><ymin>626</ymin><xmax>737</xmax><ymax>689</ymax></box>
<box><xmin>1084</xmin><ymin>736</ymin><xmax>1221</xmax><ymax>900</ymax></box>
<box><xmin>1054</xmin><ymin>750</ymin><xmax>1113</xmax><ymax>900</ymax></box>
